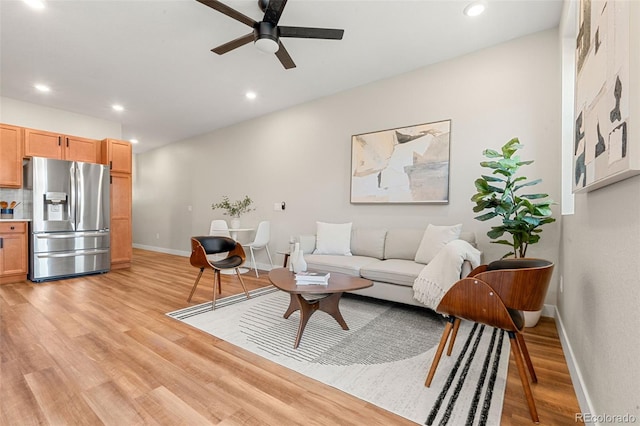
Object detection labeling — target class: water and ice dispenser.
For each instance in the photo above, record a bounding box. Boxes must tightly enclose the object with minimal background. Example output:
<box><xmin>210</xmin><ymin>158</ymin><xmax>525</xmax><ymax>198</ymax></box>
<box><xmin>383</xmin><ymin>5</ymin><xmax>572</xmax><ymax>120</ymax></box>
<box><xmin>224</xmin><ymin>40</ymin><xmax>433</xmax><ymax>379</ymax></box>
<box><xmin>44</xmin><ymin>191</ymin><xmax>68</xmax><ymax>221</ymax></box>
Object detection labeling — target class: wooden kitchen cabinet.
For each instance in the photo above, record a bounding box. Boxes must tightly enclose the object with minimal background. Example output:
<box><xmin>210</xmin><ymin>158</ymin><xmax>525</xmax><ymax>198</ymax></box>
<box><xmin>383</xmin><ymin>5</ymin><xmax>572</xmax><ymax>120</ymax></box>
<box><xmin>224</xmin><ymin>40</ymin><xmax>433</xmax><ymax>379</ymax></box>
<box><xmin>0</xmin><ymin>124</ymin><xmax>23</xmax><ymax>188</ymax></box>
<box><xmin>24</xmin><ymin>128</ymin><xmax>101</xmax><ymax>163</ymax></box>
<box><xmin>110</xmin><ymin>173</ymin><xmax>132</xmax><ymax>268</ymax></box>
<box><xmin>102</xmin><ymin>138</ymin><xmax>132</xmax><ymax>174</ymax></box>
<box><xmin>103</xmin><ymin>139</ymin><xmax>133</xmax><ymax>269</ymax></box>
<box><xmin>0</xmin><ymin>221</ymin><xmax>28</xmax><ymax>284</ymax></box>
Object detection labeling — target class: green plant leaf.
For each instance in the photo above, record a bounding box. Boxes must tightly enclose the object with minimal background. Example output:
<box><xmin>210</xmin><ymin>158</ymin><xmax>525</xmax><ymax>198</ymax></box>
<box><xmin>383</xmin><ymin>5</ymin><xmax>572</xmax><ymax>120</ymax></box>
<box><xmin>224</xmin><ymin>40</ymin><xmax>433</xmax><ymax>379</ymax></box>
<box><xmin>479</xmin><ymin>160</ymin><xmax>502</xmax><ymax>169</ymax></box>
<box><xmin>483</xmin><ymin>149</ymin><xmax>502</xmax><ymax>158</ymax></box>
<box><xmin>521</xmin><ymin>193</ymin><xmax>548</xmax><ymax>199</ymax></box>
<box><xmin>487</xmin><ymin>227</ymin><xmax>506</xmax><ymax>239</ymax></box>
<box><xmin>492</xmin><ymin>239</ymin><xmax>515</xmax><ymax>246</ymax></box>
<box><xmin>481</xmin><ymin>174</ymin><xmax>505</xmax><ymax>182</ymax></box>
<box><xmin>514</xmin><ymin>178</ymin><xmax>542</xmax><ymax>191</ymax></box>
<box><xmin>475</xmin><ymin>212</ymin><xmax>498</xmax><ymax>221</ymax></box>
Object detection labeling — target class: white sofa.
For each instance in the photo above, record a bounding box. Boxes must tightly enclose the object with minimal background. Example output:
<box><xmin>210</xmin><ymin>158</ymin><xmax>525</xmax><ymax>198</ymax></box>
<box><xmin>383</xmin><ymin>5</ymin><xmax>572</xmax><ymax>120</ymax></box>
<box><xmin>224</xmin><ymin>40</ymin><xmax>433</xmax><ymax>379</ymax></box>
<box><xmin>298</xmin><ymin>227</ymin><xmax>477</xmax><ymax>308</ymax></box>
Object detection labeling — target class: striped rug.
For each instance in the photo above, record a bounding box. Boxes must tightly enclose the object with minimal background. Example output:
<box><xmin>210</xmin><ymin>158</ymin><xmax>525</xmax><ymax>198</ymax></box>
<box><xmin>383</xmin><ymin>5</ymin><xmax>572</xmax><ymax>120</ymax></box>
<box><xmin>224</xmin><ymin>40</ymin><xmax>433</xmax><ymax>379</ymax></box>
<box><xmin>167</xmin><ymin>287</ymin><xmax>509</xmax><ymax>425</ymax></box>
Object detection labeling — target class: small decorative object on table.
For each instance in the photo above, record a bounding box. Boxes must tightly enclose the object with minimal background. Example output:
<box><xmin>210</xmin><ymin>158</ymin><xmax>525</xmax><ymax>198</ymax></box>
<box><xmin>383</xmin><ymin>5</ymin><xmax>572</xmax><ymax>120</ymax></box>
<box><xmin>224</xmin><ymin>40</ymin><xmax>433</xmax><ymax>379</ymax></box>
<box><xmin>295</xmin><ymin>271</ymin><xmax>330</xmax><ymax>285</ymax></box>
<box><xmin>211</xmin><ymin>195</ymin><xmax>254</xmax><ymax>229</ymax></box>
<box><xmin>290</xmin><ymin>242</ymin><xmax>307</xmax><ymax>273</ymax></box>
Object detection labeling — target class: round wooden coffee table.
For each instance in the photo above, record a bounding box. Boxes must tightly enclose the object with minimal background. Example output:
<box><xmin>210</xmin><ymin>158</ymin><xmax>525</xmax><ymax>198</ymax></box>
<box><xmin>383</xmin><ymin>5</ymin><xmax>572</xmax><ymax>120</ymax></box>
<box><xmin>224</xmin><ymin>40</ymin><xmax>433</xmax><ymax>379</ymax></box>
<box><xmin>268</xmin><ymin>268</ymin><xmax>373</xmax><ymax>349</ymax></box>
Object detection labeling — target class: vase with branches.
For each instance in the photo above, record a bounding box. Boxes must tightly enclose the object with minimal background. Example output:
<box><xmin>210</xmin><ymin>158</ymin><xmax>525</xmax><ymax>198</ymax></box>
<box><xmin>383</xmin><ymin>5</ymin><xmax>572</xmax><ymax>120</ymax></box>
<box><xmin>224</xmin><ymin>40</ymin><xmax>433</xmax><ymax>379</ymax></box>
<box><xmin>471</xmin><ymin>138</ymin><xmax>555</xmax><ymax>258</ymax></box>
<box><xmin>212</xmin><ymin>195</ymin><xmax>254</xmax><ymax>228</ymax></box>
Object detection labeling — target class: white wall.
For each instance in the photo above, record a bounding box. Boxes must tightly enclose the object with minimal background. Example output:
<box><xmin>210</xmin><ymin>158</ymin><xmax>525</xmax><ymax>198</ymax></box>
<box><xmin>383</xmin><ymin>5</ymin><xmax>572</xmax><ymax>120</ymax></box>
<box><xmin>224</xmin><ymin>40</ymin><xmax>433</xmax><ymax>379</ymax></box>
<box><xmin>558</xmin><ymin>1</ymin><xmax>640</xmax><ymax>420</ymax></box>
<box><xmin>134</xmin><ymin>29</ymin><xmax>562</xmax><ymax>303</ymax></box>
<box><xmin>0</xmin><ymin>97</ymin><xmax>122</xmax><ymax>139</ymax></box>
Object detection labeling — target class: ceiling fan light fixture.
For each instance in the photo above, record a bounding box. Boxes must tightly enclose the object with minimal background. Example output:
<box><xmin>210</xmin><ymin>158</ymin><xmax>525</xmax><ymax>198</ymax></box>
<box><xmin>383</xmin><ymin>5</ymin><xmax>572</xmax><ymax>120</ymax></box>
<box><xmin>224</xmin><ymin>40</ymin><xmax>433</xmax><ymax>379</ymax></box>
<box><xmin>255</xmin><ymin>37</ymin><xmax>279</xmax><ymax>54</ymax></box>
<box><xmin>254</xmin><ymin>22</ymin><xmax>279</xmax><ymax>53</ymax></box>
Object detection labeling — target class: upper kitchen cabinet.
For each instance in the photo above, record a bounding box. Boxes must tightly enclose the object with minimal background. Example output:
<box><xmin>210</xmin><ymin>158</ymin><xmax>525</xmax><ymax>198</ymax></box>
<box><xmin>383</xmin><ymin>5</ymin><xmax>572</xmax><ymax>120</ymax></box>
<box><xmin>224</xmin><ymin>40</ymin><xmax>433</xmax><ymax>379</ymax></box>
<box><xmin>101</xmin><ymin>138</ymin><xmax>132</xmax><ymax>174</ymax></box>
<box><xmin>24</xmin><ymin>128</ymin><xmax>101</xmax><ymax>163</ymax></box>
<box><xmin>0</xmin><ymin>124</ymin><xmax>23</xmax><ymax>188</ymax></box>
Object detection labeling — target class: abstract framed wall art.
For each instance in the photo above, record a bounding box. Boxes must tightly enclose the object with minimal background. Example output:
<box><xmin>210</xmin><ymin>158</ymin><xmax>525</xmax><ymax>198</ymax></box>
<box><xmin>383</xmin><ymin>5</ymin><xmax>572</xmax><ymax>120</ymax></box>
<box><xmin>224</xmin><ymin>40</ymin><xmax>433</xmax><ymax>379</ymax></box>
<box><xmin>350</xmin><ymin>119</ymin><xmax>451</xmax><ymax>204</ymax></box>
<box><xmin>573</xmin><ymin>0</ymin><xmax>639</xmax><ymax>192</ymax></box>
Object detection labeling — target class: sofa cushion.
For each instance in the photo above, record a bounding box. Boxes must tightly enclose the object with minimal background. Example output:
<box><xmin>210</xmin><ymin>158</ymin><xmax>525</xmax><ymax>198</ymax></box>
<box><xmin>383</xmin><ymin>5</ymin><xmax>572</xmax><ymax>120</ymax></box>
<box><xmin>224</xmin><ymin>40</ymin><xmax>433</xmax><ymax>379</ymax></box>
<box><xmin>360</xmin><ymin>259</ymin><xmax>426</xmax><ymax>287</ymax></box>
<box><xmin>351</xmin><ymin>228</ymin><xmax>387</xmax><ymax>259</ymax></box>
<box><xmin>414</xmin><ymin>224</ymin><xmax>463</xmax><ymax>264</ymax></box>
<box><xmin>383</xmin><ymin>228</ymin><xmax>424</xmax><ymax>260</ymax></box>
<box><xmin>313</xmin><ymin>222</ymin><xmax>353</xmax><ymax>255</ymax></box>
<box><xmin>459</xmin><ymin>231</ymin><xmax>476</xmax><ymax>246</ymax></box>
<box><xmin>304</xmin><ymin>254</ymin><xmax>382</xmax><ymax>277</ymax></box>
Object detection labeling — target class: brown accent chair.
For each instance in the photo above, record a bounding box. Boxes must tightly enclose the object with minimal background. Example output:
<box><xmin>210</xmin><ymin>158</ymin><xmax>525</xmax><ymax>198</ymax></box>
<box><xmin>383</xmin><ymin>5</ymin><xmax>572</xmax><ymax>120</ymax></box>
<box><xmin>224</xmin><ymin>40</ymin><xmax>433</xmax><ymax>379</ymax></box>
<box><xmin>188</xmin><ymin>236</ymin><xmax>250</xmax><ymax>308</ymax></box>
<box><xmin>424</xmin><ymin>258</ymin><xmax>554</xmax><ymax>424</ymax></box>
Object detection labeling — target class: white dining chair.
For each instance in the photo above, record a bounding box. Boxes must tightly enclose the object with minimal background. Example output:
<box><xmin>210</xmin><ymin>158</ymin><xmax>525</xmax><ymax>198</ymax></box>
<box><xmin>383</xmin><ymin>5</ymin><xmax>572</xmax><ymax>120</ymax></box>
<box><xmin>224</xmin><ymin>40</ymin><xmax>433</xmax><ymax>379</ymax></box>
<box><xmin>243</xmin><ymin>220</ymin><xmax>274</xmax><ymax>277</ymax></box>
<box><xmin>209</xmin><ymin>219</ymin><xmax>231</xmax><ymax>237</ymax></box>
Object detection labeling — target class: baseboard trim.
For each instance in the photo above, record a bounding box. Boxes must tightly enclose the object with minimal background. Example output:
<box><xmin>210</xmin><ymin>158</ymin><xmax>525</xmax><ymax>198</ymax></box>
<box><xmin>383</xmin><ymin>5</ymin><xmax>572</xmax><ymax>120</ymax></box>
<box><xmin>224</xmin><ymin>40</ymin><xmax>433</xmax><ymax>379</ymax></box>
<box><xmin>133</xmin><ymin>244</ymin><xmax>190</xmax><ymax>257</ymax></box>
<box><xmin>552</xmin><ymin>305</ymin><xmax>597</xmax><ymax>425</ymax></box>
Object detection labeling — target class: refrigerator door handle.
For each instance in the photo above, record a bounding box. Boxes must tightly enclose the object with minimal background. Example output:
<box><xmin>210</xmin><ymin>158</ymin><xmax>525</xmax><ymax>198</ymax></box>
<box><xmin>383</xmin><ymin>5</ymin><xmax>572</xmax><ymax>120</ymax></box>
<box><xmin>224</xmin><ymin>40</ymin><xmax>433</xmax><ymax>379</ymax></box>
<box><xmin>34</xmin><ymin>232</ymin><xmax>109</xmax><ymax>239</ymax></box>
<box><xmin>35</xmin><ymin>249</ymin><xmax>109</xmax><ymax>259</ymax></box>
<box><xmin>69</xmin><ymin>162</ymin><xmax>77</xmax><ymax>230</ymax></box>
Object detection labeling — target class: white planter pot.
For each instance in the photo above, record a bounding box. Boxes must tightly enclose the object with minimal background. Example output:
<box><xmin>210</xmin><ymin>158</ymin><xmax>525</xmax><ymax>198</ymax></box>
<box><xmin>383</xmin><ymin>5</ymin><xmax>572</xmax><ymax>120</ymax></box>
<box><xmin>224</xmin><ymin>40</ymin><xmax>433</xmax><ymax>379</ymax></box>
<box><xmin>523</xmin><ymin>309</ymin><xmax>542</xmax><ymax>327</ymax></box>
<box><xmin>230</xmin><ymin>218</ymin><xmax>241</xmax><ymax>229</ymax></box>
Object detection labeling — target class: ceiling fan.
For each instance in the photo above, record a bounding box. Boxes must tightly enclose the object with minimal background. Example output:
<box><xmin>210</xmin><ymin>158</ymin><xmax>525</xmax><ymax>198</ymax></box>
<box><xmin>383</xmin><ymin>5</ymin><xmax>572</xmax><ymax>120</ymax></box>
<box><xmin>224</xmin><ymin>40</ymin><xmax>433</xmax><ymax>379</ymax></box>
<box><xmin>196</xmin><ymin>0</ymin><xmax>344</xmax><ymax>69</ymax></box>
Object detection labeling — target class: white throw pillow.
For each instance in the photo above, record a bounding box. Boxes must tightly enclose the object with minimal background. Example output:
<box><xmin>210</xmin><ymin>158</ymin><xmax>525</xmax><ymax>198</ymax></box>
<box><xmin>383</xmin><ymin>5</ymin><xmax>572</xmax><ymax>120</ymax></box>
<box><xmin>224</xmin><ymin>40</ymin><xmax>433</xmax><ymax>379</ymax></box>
<box><xmin>414</xmin><ymin>224</ymin><xmax>463</xmax><ymax>264</ymax></box>
<box><xmin>313</xmin><ymin>222</ymin><xmax>353</xmax><ymax>256</ymax></box>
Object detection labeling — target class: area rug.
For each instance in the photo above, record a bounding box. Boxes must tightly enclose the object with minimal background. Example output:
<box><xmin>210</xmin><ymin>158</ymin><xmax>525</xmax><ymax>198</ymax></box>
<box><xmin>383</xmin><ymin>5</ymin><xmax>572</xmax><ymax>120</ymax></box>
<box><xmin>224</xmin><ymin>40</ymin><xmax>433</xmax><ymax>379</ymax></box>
<box><xmin>167</xmin><ymin>287</ymin><xmax>509</xmax><ymax>425</ymax></box>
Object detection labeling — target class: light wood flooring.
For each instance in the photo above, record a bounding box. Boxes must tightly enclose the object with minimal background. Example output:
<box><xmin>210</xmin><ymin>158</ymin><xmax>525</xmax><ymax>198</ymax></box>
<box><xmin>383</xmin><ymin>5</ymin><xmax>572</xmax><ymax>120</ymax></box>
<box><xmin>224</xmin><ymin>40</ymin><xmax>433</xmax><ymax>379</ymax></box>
<box><xmin>1</xmin><ymin>248</ymin><xmax>582</xmax><ymax>425</ymax></box>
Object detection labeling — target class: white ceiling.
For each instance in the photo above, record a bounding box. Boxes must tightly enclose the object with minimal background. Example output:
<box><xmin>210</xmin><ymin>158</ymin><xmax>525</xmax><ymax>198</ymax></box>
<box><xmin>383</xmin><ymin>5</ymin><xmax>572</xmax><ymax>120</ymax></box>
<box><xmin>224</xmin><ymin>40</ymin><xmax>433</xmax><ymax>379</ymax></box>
<box><xmin>0</xmin><ymin>0</ymin><xmax>563</xmax><ymax>153</ymax></box>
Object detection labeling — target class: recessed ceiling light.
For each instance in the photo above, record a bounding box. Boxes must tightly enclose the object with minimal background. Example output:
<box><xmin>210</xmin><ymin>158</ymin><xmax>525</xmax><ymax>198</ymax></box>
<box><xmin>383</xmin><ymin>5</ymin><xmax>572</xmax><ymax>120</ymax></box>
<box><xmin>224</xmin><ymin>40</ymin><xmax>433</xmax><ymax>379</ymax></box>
<box><xmin>23</xmin><ymin>0</ymin><xmax>45</xmax><ymax>10</ymax></box>
<box><xmin>464</xmin><ymin>1</ymin><xmax>486</xmax><ymax>17</ymax></box>
<box><xmin>129</xmin><ymin>139</ymin><xmax>139</xmax><ymax>144</ymax></box>
<box><xmin>34</xmin><ymin>83</ymin><xmax>50</xmax><ymax>93</ymax></box>
<box><xmin>112</xmin><ymin>104</ymin><xmax>124</xmax><ymax>112</ymax></box>
<box><xmin>245</xmin><ymin>91</ymin><xmax>257</xmax><ymax>100</ymax></box>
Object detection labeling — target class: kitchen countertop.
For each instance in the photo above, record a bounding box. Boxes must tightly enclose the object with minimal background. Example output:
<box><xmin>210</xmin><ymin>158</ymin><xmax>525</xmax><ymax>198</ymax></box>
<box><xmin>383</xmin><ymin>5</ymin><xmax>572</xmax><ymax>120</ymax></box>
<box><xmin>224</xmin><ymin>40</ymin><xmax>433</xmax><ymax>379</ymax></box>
<box><xmin>0</xmin><ymin>218</ymin><xmax>31</xmax><ymax>222</ymax></box>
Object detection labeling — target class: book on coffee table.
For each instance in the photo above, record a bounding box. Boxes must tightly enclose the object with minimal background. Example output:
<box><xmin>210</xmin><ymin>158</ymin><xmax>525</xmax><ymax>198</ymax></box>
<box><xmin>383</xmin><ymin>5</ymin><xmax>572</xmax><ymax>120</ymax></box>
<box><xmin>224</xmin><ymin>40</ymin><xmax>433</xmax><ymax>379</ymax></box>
<box><xmin>295</xmin><ymin>271</ymin><xmax>330</xmax><ymax>285</ymax></box>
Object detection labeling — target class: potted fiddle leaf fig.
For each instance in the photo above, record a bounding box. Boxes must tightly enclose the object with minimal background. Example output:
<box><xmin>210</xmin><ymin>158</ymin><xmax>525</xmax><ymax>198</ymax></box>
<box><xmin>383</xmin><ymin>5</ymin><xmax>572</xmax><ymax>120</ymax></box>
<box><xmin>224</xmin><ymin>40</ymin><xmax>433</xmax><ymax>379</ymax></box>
<box><xmin>471</xmin><ymin>137</ymin><xmax>555</xmax><ymax>259</ymax></box>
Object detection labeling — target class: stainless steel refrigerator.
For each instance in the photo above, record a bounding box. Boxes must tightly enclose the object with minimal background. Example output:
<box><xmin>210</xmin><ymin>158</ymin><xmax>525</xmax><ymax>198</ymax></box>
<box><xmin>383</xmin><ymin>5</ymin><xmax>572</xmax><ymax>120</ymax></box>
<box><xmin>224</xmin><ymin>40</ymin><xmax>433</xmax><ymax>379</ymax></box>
<box><xmin>27</xmin><ymin>157</ymin><xmax>110</xmax><ymax>282</ymax></box>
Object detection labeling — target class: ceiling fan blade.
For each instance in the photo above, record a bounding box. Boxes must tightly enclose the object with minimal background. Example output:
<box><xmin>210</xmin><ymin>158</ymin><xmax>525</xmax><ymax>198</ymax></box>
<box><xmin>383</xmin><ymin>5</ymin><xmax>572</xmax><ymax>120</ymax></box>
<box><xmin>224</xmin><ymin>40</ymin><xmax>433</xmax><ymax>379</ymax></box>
<box><xmin>263</xmin><ymin>0</ymin><xmax>288</xmax><ymax>26</ymax></box>
<box><xmin>278</xmin><ymin>26</ymin><xmax>344</xmax><ymax>40</ymax></box>
<box><xmin>196</xmin><ymin>0</ymin><xmax>257</xmax><ymax>27</ymax></box>
<box><xmin>212</xmin><ymin>32</ymin><xmax>255</xmax><ymax>55</ymax></box>
<box><xmin>275</xmin><ymin>41</ymin><xmax>296</xmax><ymax>69</ymax></box>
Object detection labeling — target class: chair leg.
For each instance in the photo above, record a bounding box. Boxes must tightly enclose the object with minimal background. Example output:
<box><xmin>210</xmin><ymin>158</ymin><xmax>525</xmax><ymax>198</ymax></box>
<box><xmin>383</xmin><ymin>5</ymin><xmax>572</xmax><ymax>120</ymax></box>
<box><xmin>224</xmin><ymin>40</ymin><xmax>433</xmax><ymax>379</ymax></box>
<box><xmin>235</xmin><ymin>268</ymin><xmax>251</xmax><ymax>299</ymax></box>
<box><xmin>509</xmin><ymin>331</ymin><xmax>540</xmax><ymax>423</ymax></box>
<box><xmin>446</xmin><ymin>317</ymin><xmax>461</xmax><ymax>356</ymax></box>
<box><xmin>265</xmin><ymin>245</ymin><xmax>274</xmax><ymax>269</ymax></box>
<box><xmin>425</xmin><ymin>317</ymin><xmax>455</xmax><ymax>387</ymax></box>
<box><xmin>187</xmin><ymin>268</ymin><xmax>204</xmax><ymax>302</ymax></box>
<box><xmin>516</xmin><ymin>332</ymin><xmax>538</xmax><ymax>383</ymax></box>
<box><xmin>250</xmin><ymin>246</ymin><xmax>258</xmax><ymax>277</ymax></box>
<box><xmin>212</xmin><ymin>270</ymin><xmax>220</xmax><ymax>310</ymax></box>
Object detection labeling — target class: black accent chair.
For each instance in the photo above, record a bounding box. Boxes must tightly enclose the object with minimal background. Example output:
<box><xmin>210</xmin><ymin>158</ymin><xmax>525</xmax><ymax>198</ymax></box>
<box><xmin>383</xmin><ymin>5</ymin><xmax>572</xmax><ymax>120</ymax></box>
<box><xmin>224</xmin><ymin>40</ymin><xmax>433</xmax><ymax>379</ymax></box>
<box><xmin>188</xmin><ymin>236</ymin><xmax>250</xmax><ymax>308</ymax></box>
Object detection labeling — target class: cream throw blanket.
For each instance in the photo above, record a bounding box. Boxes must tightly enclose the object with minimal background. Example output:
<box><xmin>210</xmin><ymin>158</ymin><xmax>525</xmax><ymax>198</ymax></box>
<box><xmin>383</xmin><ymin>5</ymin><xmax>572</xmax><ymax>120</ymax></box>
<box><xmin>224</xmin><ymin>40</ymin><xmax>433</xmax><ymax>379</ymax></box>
<box><xmin>413</xmin><ymin>239</ymin><xmax>482</xmax><ymax>310</ymax></box>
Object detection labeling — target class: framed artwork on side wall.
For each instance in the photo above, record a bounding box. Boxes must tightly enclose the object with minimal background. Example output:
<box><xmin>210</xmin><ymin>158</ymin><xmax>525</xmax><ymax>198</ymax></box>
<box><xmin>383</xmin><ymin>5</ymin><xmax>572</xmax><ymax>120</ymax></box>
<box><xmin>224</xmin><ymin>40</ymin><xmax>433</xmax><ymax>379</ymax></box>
<box><xmin>350</xmin><ymin>119</ymin><xmax>451</xmax><ymax>204</ymax></box>
<box><xmin>573</xmin><ymin>0</ymin><xmax>639</xmax><ymax>192</ymax></box>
